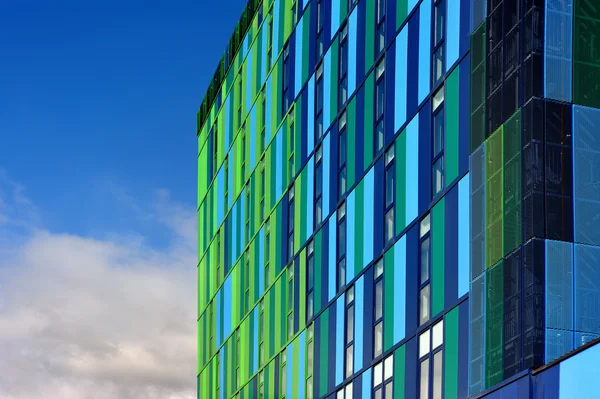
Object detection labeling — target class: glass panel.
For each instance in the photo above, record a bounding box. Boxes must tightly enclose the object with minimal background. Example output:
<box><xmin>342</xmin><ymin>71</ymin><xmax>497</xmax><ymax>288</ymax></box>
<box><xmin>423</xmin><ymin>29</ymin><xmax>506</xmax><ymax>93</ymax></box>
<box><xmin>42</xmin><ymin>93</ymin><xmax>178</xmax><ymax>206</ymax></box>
<box><xmin>377</xmin><ymin>80</ymin><xmax>385</xmax><ymax>119</ymax></box>
<box><xmin>338</xmin><ymin>258</ymin><xmax>346</xmax><ymax>289</ymax></box>
<box><xmin>385</xmin><ymin>208</ymin><xmax>395</xmax><ymax>243</ymax></box>
<box><xmin>434</xmin><ymin>0</ymin><xmax>445</xmax><ymax>45</ymax></box>
<box><xmin>433</xmin><ymin>156</ymin><xmax>444</xmax><ymax>196</ymax></box>
<box><xmin>339</xmin><ymin>167</ymin><xmax>347</xmax><ymax>196</ymax></box>
<box><xmin>420</xmin><ymin>214</ymin><xmax>431</xmax><ymax>237</ymax></box>
<box><xmin>376</xmin><ymin>120</ymin><xmax>385</xmax><ymax>152</ymax></box>
<box><xmin>375</xmin><ymin>280</ymin><xmax>383</xmax><ymax>320</ymax></box>
<box><xmin>375</xmin><ymin>388</ymin><xmax>382</xmax><ymax>399</ymax></box>
<box><xmin>308</xmin><ymin>341</ymin><xmax>314</xmax><ymax>372</ymax></box>
<box><xmin>419</xmin><ymin>359</ymin><xmax>430</xmax><ymax>399</ymax></box>
<box><xmin>307</xmin><ymin>377</ymin><xmax>313</xmax><ymax>399</ymax></box>
<box><xmin>434</xmin><ymin>108</ymin><xmax>445</xmax><ymax>156</ymax></box>
<box><xmin>374</xmin><ymin>361</ymin><xmax>383</xmax><ymax>386</ymax></box>
<box><xmin>433</xmin><ymin>46</ymin><xmax>444</xmax><ymax>85</ymax></box>
<box><xmin>346</xmin><ymin>382</ymin><xmax>353</xmax><ymax>399</ymax></box>
<box><xmin>347</xmin><ymin>304</ymin><xmax>354</xmax><ymax>342</ymax></box>
<box><xmin>432</xmin><ymin>320</ymin><xmax>444</xmax><ymax>349</ymax></box>
<box><xmin>346</xmin><ymin>344</ymin><xmax>354</xmax><ymax>377</ymax></box>
<box><xmin>385</xmin><ymin>167</ymin><xmax>395</xmax><ymax>207</ymax></box>
<box><xmin>419</xmin><ymin>329</ymin><xmax>431</xmax><ymax>358</ymax></box>
<box><xmin>433</xmin><ymin>351</ymin><xmax>443</xmax><ymax>399</ymax></box>
<box><xmin>385</xmin><ymin>381</ymin><xmax>393</xmax><ymax>399</ymax></box>
<box><xmin>347</xmin><ymin>286</ymin><xmax>355</xmax><ymax>304</ymax></box>
<box><xmin>307</xmin><ymin>292</ymin><xmax>314</xmax><ymax>320</ymax></box>
<box><xmin>374</xmin><ymin>322</ymin><xmax>383</xmax><ymax>357</ymax></box>
<box><xmin>339</xmin><ymin>130</ymin><xmax>347</xmax><ymax>167</ymax></box>
<box><xmin>433</xmin><ymin>87</ymin><xmax>444</xmax><ymax>111</ymax></box>
<box><xmin>375</xmin><ymin>258</ymin><xmax>384</xmax><ymax>278</ymax></box>
<box><xmin>420</xmin><ymin>237</ymin><xmax>430</xmax><ymax>284</ymax></box>
<box><xmin>419</xmin><ymin>284</ymin><xmax>431</xmax><ymax>325</ymax></box>
<box><xmin>384</xmin><ymin>355</ymin><xmax>394</xmax><ymax>380</ymax></box>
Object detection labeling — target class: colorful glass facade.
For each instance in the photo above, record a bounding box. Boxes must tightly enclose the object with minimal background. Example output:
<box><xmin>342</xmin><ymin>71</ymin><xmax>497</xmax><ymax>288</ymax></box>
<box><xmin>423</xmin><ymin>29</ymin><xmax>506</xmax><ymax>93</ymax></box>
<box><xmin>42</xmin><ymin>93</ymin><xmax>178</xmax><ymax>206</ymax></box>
<box><xmin>197</xmin><ymin>0</ymin><xmax>600</xmax><ymax>398</ymax></box>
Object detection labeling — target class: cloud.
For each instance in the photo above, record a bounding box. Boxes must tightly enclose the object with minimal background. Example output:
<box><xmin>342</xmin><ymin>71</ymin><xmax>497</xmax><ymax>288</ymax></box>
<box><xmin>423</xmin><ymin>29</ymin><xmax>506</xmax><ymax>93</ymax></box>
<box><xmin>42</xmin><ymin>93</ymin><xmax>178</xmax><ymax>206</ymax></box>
<box><xmin>0</xmin><ymin>176</ymin><xmax>197</xmax><ymax>399</ymax></box>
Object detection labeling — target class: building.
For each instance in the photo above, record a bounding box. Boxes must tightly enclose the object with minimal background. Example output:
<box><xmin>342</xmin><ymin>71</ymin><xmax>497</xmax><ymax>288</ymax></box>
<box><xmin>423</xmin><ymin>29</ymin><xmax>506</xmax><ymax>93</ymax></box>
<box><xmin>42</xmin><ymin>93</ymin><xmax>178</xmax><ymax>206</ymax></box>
<box><xmin>196</xmin><ymin>0</ymin><xmax>600</xmax><ymax>398</ymax></box>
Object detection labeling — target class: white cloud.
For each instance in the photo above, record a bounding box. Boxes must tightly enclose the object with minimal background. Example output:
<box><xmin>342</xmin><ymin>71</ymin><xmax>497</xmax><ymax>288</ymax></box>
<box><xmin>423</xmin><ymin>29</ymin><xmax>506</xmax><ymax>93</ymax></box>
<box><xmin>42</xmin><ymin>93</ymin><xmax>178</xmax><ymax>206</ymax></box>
<box><xmin>0</xmin><ymin>176</ymin><xmax>197</xmax><ymax>399</ymax></box>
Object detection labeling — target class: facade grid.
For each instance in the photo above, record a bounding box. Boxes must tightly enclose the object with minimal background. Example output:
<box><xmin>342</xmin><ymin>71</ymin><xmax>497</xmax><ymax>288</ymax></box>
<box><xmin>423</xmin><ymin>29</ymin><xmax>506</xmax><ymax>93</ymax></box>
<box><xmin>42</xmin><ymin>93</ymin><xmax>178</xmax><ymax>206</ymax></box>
<box><xmin>197</xmin><ymin>0</ymin><xmax>600</xmax><ymax>398</ymax></box>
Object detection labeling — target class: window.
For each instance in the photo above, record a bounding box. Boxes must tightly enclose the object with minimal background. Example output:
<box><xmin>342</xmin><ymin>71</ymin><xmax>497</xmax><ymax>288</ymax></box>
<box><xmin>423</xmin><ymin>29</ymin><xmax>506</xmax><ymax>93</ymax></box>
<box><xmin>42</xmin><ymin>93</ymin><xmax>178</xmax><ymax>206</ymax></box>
<box><xmin>375</xmin><ymin>58</ymin><xmax>386</xmax><ymax>155</ymax></box>
<box><xmin>419</xmin><ymin>320</ymin><xmax>444</xmax><ymax>399</ymax></box>
<box><xmin>289</xmin><ymin>114</ymin><xmax>295</xmax><ymax>183</ymax></box>
<box><xmin>212</xmin><ymin>125</ymin><xmax>219</xmax><ymax>179</ymax></box>
<box><xmin>373</xmin><ymin>355</ymin><xmax>394</xmax><ymax>398</ymax></box>
<box><xmin>288</xmin><ymin>185</ymin><xmax>295</xmax><ymax>262</ymax></box>
<box><xmin>316</xmin><ymin>0</ymin><xmax>325</xmax><ymax>59</ymax></box>
<box><xmin>306</xmin><ymin>323</ymin><xmax>315</xmax><ymax>399</ymax></box>
<box><xmin>337</xmin><ymin>202</ymin><xmax>347</xmax><ymax>290</ymax></box>
<box><xmin>339</xmin><ymin>24</ymin><xmax>349</xmax><ymax>108</ymax></box>
<box><xmin>245</xmin><ymin>187</ymin><xmax>251</xmax><ymax>245</ymax></box>
<box><xmin>259</xmin><ymin>370</ymin><xmax>265</xmax><ymax>399</ymax></box>
<box><xmin>216</xmin><ymin>350</ymin><xmax>221</xmax><ymax>398</ymax></box>
<box><xmin>376</xmin><ymin>0</ymin><xmax>386</xmax><ymax>56</ymax></box>
<box><xmin>287</xmin><ymin>263</ymin><xmax>295</xmax><ymax>339</ymax></box>
<box><xmin>307</xmin><ymin>240</ymin><xmax>315</xmax><ymax>321</ymax></box>
<box><xmin>337</xmin><ymin>382</ymin><xmax>354</xmax><ymax>399</ymax></box>
<box><xmin>345</xmin><ymin>285</ymin><xmax>355</xmax><ymax>378</ymax></box>
<box><xmin>348</xmin><ymin>0</ymin><xmax>358</xmax><ymax>10</ymax></box>
<box><xmin>245</xmin><ymin>254</ymin><xmax>251</xmax><ymax>314</ymax></box>
<box><xmin>339</xmin><ymin>111</ymin><xmax>348</xmax><ymax>198</ymax></box>
<box><xmin>419</xmin><ymin>214</ymin><xmax>431</xmax><ymax>326</ymax></box>
<box><xmin>238</xmin><ymin>78</ymin><xmax>243</xmax><ymax>127</ymax></box>
<box><xmin>236</xmin><ymin>329</ymin><xmax>241</xmax><ymax>388</ymax></box>
<box><xmin>374</xmin><ymin>258</ymin><xmax>384</xmax><ymax>358</ymax></box>
<box><xmin>315</xmin><ymin>145</ymin><xmax>324</xmax><ymax>226</ymax></box>
<box><xmin>259</xmin><ymin>299</ymin><xmax>265</xmax><ymax>366</ymax></box>
<box><xmin>216</xmin><ymin>232</ymin><xmax>221</xmax><ymax>287</ymax></box>
<box><xmin>224</xmin><ymin>156</ymin><xmax>229</xmax><ymax>206</ymax></box>
<box><xmin>241</xmin><ymin>128</ymin><xmax>247</xmax><ymax>181</ymax></box>
<box><xmin>261</xmin><ymin>92</ymin><xmax>267</xmax><ymax>153</ymax></box>
<box><xmin>384</xmin><ymin>145</ymin><xmax>395</xmax><ymax>244</ymax></box>
<box><xmin>281</xmin><ymin>349</ymin><xmax>288</xmax><ymax>396</ymax></box>
<box><xmin>260</xmin><ymin>158</ymin><xmax>266</xmax><ymax>222</ymax></box>
<box><xmin>267</xmin><ymin>11</ymin><xmax>273</xmax><ymax>70</ymax></box>
<box><xmin>291</xmin><ymin>0</ymin><xmax>297</xmax><ymax>26</ymax></box>
<box><xmin>316</xmin><ymin>63</ymin><xmax>324</xmax><ymax>141</ymax></box>
<box><xmin>282</xmin><ymin>44</ymin><xmax>292</xmax><ymax>114</ymax></box>
<box><xmin>265</xmin><ymin>220</ymin><xmax>271</xmax><ymax>287</ymax></box>
<box><xmin>432</xmin><ymin>0</ymin><xmax>446</xmax><ymax>86</ymax></box>
<box><xmin>432</xmin><ymin>88</ymin><xmax>445</xmax><ymax>197</ymax></box>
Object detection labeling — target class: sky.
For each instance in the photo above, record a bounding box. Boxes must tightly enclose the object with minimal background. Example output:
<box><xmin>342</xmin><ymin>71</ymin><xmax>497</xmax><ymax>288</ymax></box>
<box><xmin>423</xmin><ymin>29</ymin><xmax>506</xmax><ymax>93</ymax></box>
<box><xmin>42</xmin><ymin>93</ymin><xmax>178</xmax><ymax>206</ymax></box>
<box><xmin>0</xmin><ymin>1</ymin><xmax>247</xmax><ymax>398</ymax></box>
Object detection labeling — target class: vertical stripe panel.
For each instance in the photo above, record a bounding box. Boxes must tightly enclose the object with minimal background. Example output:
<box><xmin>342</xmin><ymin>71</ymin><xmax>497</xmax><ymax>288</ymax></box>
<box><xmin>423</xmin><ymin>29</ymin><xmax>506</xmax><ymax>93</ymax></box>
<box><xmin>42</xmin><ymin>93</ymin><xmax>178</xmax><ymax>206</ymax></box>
<box><xmin>446</xmin><ymin>0</ymin><xmax>460</xmax><ymax>67</ymax></box>
<box><xmin>331</xmin><ymin>0</ymin><xmax>341</xmax><ymax>39</ymax></box>
<box><xmin>246</xmin><ymin>51</ymin><xmax>253</xmax><ymax>110</ymax></box>
<box><xmin>307</xmin><ymin>159</ymin><xmax>315</xmax><ymax>241</ymax></box>
<box><xmin>418</xmin><ymin>0</ymin><xmax>432</xmax><ymax>104</ymax></box>
<box><xmin>395</xmin><ymin>26</ymin><xmax>408</xmax><ymax>133</ymax></box>
<box><xmin>259</xmin><ymin>228</ymin><xmax>265</xmax><ymax>295</ymax></box>
<box><xmin>347</xmin><ymin>190</ymin><xmax>356</xmax><ymax>284</ymax></box>
<box><xmin>295</xmin><ymin>20</ymin><xmax>304</xmax><ymax>98</ymax></box>
<box><xmin>328</xmin><ymin>213</ymin><xmax>337</xmax><ymax>301</ymax></box>
<box><xmin>287</xmin><ymin>340</ymin><xmax>294</xmax><ymax>398</ymax></box>
<box><xmin>335</xmin><ymin>294</ymin><xmax>345</xmax><ymax>386</ymax></box>
<box><xmin>348</xmin><ymin>9</ymin><xmax>358</xmax><ymax>96</ymax></box>
<box><xmin>298</xmin><ymin>332</ymin><xmax>306</xmax><ymax>398</ymax></box>
<box><xmin>405</xmin><ymin>116</ymin><xmax>419</xmax><ymax>223</ymax></box>
<box><xmin>363</xmin><ymin>168</ymin><xmax>375</xmax><ymax>267</ymax></box>
<box><xmin>362</xmin><ymin>368</ymin><xmax>372</xmax><ymax>399</ymax></box>
<box><xmin>276</xmin><ymin>128</ymin><xmax>283</xmax><ymax>198</ymax></box>
<box><xmin>355</xmin><ymin>276</ymin><xmax>364</xmax><ymax>372</ymax></box>
<box><xmin>458</xmin><ymin>174</ymin><xmax>470</xmax><ymax>297</ymax></box>
<box><xmin>324</xmin><ymin>51</ymin><xmax>332</xmax><ymax>131</ymax></box>
<box><xmin>307</xmin><ymin>77</ymin><xmax>315</xmax><ymax>153</ymax></box>
<box><xmin>323</xmin><ymin>134</ymin><xmax>331</xmax><ymax>216</ymax></box>
<box><xmin>273</xmin><ymin>0</ymin><xmax>280</xmax><ymax>64</ymax></box>
<box><xmin>394</xmin><ymin>235</ymin><xmax>407</xmax><ymax>344</ymax></box>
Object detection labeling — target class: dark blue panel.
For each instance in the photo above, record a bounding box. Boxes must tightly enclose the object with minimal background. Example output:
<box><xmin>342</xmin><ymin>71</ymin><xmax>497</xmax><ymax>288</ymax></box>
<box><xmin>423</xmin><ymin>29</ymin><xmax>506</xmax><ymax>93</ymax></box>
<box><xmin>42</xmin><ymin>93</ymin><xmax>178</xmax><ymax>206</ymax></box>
<box><xmin>405</xmin><ymin>224</ymin><xmax>419</xmax><ymax>334</ymax></box>
<box><xmin>321</xmin><ymin>223</ymin><xmax>330</xmax><ymax>310</ymax></box>
<box><xmin>363</xmin><ymin>266</ymin><xmax>375</xmax><ymax>365</ymax></box>
<box><xmin>445</xmin><ymin>186</ymin><xmax>459</xmax><ymax>307</ymax></box>
<box><xmin>418</xmin><ymin>102</ymin><xmax>432</xmax><ymax>214</ymax></box>
<box><xmin>373</xmin><ymin>158</ymin><xmax>385</xmax><ymax>258</ymax></box>
<box><xmin>356</xmin><ymin>0</ymin><xmax>366</xmax><ymax>83</ymax></box>
<box><xmin>274</xmin><ymin>356</ymin><xmax>280</xmax><ymax>399</ymax></box>
<box><xmin>534</xmin><ymin>366</ymin><xmax>559</xmax><ymax>399</ymax></box>
<box><xmin>386</xmin><ymin>0</ymin><xmax>397</xmax><ymax>45</ymax></box>
<box><xmin>406</xmin><ymin>12</ymin><xmax>419</xmax><ymax>120</ymax></box>
<box><xmin>353</xmin><ymin>373</ymin><xmax>363</xmax><ymax>399</ymax></box>
<box><xmin>459</xmin><ymin>55</ymin><xmax>470</xmax><ymax>174</ymax></box>
<box><xmin>405</xmin><ymin>337</ymin><xmax>418</xmax><ymax>399</ymax></box>
<box><xmin>458</xmin><ymin>300</ymin><xmax>469</xmax><ymax>399</ymax></box>
<box><xmin>307</xmin><ymin>2</ymin><xmax>317</xmax><ymax>78</ymax></box>
<box><xmin>385</xmin><ymin>46</ymin><xmax>397</xmax><ymax>146</ymax></box>
<box><xmin>329</xmin><ymin>124</ymin><xmax>339</xmax><ymax>213</ymax></box>
<box><xmin>459</xmin><ymin>0</ymin><xmax>470</xmax><ymax>58</ymax></box>
<box><xmin>301</xmin><ymin>87</ymin><xmax>309</xmax><ymax>166</ymax></box>
<box><xmin>355</xmin><ymin>84</ymin><xmax>365</xmax><ymax>176</ymax></box>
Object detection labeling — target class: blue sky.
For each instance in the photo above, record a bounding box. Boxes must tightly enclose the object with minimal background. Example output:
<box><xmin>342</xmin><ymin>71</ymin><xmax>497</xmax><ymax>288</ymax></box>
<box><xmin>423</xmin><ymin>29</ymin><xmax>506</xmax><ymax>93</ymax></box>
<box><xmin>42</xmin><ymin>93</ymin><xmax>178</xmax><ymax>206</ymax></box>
<box><xmin>0</xmin><ymin>0</ymin><xmax>247</xmax><ymax>246</ymax></box>
<box><xmin>0</xmin><ymin>2</ymin><xmax>251</xmax><ymax>398</ymax></box>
